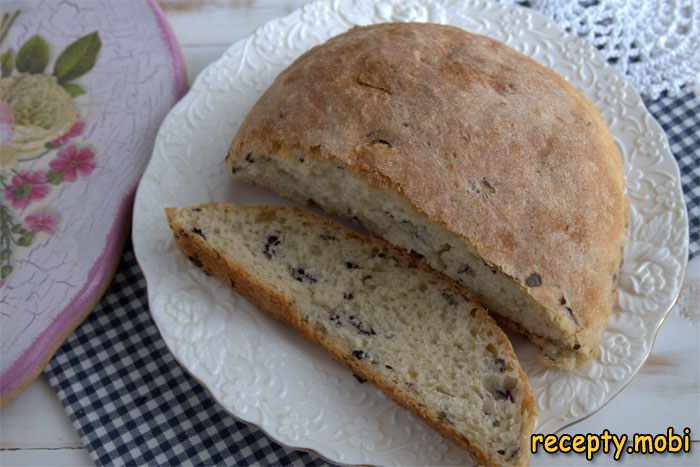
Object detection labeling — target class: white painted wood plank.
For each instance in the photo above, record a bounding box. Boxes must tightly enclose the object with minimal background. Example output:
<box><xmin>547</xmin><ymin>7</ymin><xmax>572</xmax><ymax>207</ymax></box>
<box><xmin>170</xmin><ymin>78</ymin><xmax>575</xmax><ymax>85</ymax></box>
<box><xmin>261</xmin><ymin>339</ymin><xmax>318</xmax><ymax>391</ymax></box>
<box><xmin>181</xmin><ymin>45</ymin><xmax>229</xmax><ymax>82</ymax></box>
<box><xmin>0</xmin><ymin>376</ymin><xmax>93</xmax><ymax>466</ymax></box>
<box><xmin>0</xmin><ymin>377</ymin><xmax>82</xmax><ymax>449</ymax></box>
<box><xmin>0</xmin><ymin>449</ymin><xmax>93</xmax><ymax>467</ymax></box>
<box><xmin>163</xmin><ymin>0</ymin><xmax>313</xmax><ymax>46</ymax></box>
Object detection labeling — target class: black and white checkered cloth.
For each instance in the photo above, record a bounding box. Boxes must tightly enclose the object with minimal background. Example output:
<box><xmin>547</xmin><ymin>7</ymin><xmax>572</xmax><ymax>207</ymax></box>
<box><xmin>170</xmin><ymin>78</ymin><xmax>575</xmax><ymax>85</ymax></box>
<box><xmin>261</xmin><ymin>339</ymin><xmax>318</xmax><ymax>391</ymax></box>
<box><xmin>645</xmin><ymin>93</ymin><xmax>700</xmax><ymax>258</ymax></box>
<box><xmin>46</xmin><ymin>244</ymin><xmax>332</xmax><ymax>467</ymax></box>
<box><xmin>44</xmin><ymin>96</ymin><xmax>699</xmax><ymax>467</ymax></box>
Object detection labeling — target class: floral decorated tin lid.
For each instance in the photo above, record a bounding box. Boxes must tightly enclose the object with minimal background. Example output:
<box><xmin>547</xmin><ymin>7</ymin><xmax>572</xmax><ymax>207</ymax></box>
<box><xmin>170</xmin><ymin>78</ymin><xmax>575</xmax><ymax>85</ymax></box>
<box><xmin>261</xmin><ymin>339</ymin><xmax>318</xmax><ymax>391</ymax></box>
<box><xmin>0</xmin><ymin>0</ymin><xmax>186</xmax><ymax>404</ymax></box>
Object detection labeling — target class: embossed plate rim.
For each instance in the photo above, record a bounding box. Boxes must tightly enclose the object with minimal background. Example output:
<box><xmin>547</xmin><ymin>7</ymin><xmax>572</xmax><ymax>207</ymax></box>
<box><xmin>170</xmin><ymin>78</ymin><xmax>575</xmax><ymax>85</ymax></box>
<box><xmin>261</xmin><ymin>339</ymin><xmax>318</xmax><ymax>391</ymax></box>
<box><xmin>133</xmin><ymin>0</ymin><xmax>689</xmax><ymax>464</ymax></box>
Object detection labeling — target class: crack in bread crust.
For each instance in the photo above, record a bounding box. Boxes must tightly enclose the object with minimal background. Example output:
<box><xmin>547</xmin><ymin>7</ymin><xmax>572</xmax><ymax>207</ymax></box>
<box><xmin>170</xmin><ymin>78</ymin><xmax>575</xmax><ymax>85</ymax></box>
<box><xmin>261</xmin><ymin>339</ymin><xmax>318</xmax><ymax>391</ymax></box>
<box><xmin>227</xmin><ymin>23</ymin><xmax>628</xmax><ymax>368</ymax></box>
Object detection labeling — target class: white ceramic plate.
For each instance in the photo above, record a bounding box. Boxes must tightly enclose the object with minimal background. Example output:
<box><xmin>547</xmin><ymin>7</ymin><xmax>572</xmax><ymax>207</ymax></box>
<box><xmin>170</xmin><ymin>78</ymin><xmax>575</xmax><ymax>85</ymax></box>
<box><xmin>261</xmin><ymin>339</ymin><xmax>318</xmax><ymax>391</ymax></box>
<box><xmin>133</xmin><ymin>0</ymin><xmax>689</xmax><ymax>464</ymax></box>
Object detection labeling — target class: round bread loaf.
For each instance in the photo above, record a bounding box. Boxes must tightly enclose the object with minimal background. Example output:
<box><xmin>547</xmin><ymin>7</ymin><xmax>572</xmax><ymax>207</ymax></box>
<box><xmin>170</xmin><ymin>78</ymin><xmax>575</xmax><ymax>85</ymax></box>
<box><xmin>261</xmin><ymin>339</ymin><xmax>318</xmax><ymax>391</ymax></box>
<box><xmin>226</xmin><ymin>23</ymin><xmax>628</xmax><ymax>368</ymax></box>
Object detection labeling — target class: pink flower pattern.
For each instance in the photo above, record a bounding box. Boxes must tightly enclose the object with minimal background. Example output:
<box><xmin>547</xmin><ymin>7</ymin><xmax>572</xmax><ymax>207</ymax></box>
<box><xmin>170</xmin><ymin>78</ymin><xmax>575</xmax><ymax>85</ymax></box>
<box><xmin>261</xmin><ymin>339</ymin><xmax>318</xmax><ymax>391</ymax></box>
<box><xmin>0</xmin><ymin>27</ymin><xmax>105</xmax><ymax>285</ymax></box>
<box><xmin>49</xmin><ymin>120</ymin><xmax>85</xmax><ymax>147</ymax></box>
<box><xmin>4</xmin><ymin>171</ymin><xmax>50</xmax><ymax>209</ymax></box>
<box><xmin>25</xmin><ymin>209</ymin><xmax>60</xmax><ymax>235</ymax></box>
<box><xmin>49</xmin><ymin>144</ymin><xmax>96</xmax><ymax>182</ymax></box>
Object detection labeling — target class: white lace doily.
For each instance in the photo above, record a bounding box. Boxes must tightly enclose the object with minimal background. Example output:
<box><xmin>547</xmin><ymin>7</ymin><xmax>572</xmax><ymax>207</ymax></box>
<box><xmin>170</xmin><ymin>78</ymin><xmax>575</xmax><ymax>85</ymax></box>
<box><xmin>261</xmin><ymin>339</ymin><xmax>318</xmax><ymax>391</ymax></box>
<box><xmin>500</xmin><ymin>0</ymin><xmax>700</xmax><ymax>99</ymax></box>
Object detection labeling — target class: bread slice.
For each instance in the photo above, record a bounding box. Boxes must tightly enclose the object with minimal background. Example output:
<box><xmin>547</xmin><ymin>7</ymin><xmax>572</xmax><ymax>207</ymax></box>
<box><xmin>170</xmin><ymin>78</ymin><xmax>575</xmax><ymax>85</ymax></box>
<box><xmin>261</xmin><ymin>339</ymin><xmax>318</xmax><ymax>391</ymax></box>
<box><xmin>165</xmin><ymin>203</ymin><xmax>536</xmax><ymax>467</ymax></box>
<box><xmin>225</xmin><ymin>23</ymin><xmax>628</xmax><ymax>368</ymax></box>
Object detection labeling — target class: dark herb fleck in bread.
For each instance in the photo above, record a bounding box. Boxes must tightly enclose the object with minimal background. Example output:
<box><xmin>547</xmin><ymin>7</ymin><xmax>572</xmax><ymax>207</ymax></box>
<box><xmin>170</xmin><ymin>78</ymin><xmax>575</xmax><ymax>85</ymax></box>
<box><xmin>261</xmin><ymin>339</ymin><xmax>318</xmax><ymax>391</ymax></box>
<box><xmin>166</xmin><ymin>203</ymin><xmax>537</xmax><ymax>467</ymax></box>
<box><xmin>226</xmin><ymin>23</ymin><xmax>628</xmax><ymax>368</ymax></box>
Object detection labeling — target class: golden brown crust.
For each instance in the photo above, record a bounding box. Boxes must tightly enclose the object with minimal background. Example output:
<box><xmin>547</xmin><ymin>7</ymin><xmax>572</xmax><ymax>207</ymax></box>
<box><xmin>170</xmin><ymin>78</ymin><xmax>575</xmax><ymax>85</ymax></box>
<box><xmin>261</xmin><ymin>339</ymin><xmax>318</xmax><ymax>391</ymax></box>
<box><xmin>227</xmin><ymin>23</ymin><xmax>628</xmax><ymax>362</ymax></box>
<box><xmin>492</xmin><ymin>313</ymin><xmax>598</xmax><ymax>369</ymax></box>
<box><xmin>165</xmin><ymin>204</ymin><xmax>536</xmax><ymax>467</ymax></box>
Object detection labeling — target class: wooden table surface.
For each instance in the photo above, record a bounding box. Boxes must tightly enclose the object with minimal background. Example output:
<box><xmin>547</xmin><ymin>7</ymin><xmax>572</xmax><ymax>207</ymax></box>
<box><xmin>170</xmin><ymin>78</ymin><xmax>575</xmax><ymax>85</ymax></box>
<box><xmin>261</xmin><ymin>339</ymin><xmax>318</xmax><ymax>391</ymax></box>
<box><xmin>1</xmin><ymin>2</ymin><xmax>698</xmax><ymax>466</ymax></box>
